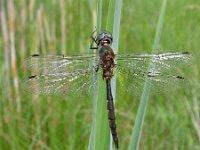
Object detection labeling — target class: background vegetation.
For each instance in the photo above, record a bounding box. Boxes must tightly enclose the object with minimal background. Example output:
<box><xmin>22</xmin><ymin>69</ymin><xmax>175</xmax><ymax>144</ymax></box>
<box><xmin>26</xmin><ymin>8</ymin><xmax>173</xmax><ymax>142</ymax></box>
<box><xmin>0</xmin><ymin>0</ymin><xmax>200</xmax><ymax>149</ymax></box>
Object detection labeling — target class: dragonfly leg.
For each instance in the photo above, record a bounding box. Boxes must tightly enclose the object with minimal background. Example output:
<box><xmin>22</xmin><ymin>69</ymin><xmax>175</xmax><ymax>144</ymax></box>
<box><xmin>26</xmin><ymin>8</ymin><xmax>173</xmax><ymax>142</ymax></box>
<box><xmin>90</xmin><ymin>46</ymin><xmax>98</xmax><ymax>49</ymax></box>
<box><xmin>90</xmin><ymin>30</ymin><xmax>98</xmax><ymax>49</ymax></box>
<box><xmin>93</xmin><ymin>65</ymin><xmax>99</xmax><ymax>72</ymax></box>
<box><xmin>90</xmin><ymin>36</ymin><xmax>98</xmax><ymax>49</ymax></box>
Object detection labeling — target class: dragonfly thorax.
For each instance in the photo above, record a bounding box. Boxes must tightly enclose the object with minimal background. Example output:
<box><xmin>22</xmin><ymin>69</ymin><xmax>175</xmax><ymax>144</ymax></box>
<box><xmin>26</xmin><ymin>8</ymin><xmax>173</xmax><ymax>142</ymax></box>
<box><xmin>99</xmin><ymin>48</ymin><xmax>115</xmax><ymax>80</ymax></box>
<box><xmin>99</xmin><ymin>46</ymin><xmax>113</xmax><ymax>54</ymax></box>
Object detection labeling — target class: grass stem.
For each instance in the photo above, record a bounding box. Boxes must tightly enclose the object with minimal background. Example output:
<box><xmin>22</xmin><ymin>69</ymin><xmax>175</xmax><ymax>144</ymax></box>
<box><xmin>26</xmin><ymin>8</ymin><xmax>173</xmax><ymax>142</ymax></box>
<box><xmin>128</xmin><ymin>0</ymin><xmax>167</xmax><ymax>149</ymax></box>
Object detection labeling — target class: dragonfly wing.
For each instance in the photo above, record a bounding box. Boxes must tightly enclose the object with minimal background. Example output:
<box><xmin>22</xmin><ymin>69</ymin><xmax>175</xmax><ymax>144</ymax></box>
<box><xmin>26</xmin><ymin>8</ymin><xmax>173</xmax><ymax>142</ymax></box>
<box><xmin>116</xmin><ymin>52</ymin><xmax>191</xmax><ymax>94</ymax></box>
<box><xmin>25</xmin><ymin>54</ymin><xmax>98</xmax><ymax>74</ymax></box>
<box><xmin>116</xmin><ymin>52</ymin><xmax>191</xmax><ymax>72</ymax></box>
<box><xmin>116</xmin><ymin>65</ymin><xmax>187</xmax><ymax>95</ymax></box>
<box><xmin>25</xmin><ymin>54</ymin><xmax>99</xmax><ymax>95</ymax></box>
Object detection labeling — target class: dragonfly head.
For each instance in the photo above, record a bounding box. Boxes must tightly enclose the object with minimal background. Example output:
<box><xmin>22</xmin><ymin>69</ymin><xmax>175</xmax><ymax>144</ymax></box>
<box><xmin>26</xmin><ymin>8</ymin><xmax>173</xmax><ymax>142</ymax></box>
<box><xmin>97</xmin><ymin>32</ymin><xmax>113</xmax><ymax>46</ymax></box>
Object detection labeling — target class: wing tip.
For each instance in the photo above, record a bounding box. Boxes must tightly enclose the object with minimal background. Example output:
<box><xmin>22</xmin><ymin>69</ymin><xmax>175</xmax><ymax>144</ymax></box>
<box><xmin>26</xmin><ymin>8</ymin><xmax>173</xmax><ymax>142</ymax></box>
<box><xmin>28</xmin><ymin>75</ymin><xmax>37</xmax><ymax>79</ymax></box>
<box><xmin>182</xmin><ymin>52</ymin><xmax>190</xmax><ymax>54</ymax></box>
<box><xmin>31</xmin><ymin>54</ymin><xmax>40</xmax><ymax>57</ymax></box>
<box><xmin>177</xmin><ymin>75</ymin><xmax>184</xmax><ymax>79</ymax></box>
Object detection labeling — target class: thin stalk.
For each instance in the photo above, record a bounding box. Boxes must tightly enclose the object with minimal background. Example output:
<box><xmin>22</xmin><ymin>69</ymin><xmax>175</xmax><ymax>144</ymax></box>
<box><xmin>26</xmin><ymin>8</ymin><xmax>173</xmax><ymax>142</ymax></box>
<box><xmin>60</xmin><ymin>0</ymin><xmax>66</xmax><ymax>54</ymax></box>
<box><xmin>94</xmin><ymin>1</ymin><xmax>111</xmax><ymax>149</ymax></box>
<box><xmin>28</xmin><ymin>112</ymin><xmax>50</xmax><ymax>150</ymax></box>
<box><xmin>106</xmin><ymin>0</ymin><xmax>115</xmax><ymax>32</ymax></box>
<box><xmin>106</xmin><ymin>1</ymin><xmax>116</xmax><ymax>148</ymax></box>
<box><xmin>106</xmin><ymin>0</ymin><xmax>122</xmax><ymax>149</ymax></box>
<box><xmin>44</xmin><ymin>15</ymin><xmax>51</xmax><ymax>47</ymax></box>
<box><xmin>128</xmin><ymin>0</ymin><xmax>167</xmax><ymax>150</ymax></box>
<box><xmin>88</xmin><ymin>0</ymin><xmax>104</xmax><ymax>150</ymax></box>
<box><xmin>20</xmin><ymin>0</ymin><xmax>26</xmax><ymax>67</ymax></box>
<box><xmin>96</xmin><ymin>0</ymin><xmax>102</xmax><ymax>32</ymax></box>
<box><xmin>87</xmin><ymin>0</ymin><xmax>97</xmax><ymax>148</ymax></box>
<box><xmin>0</xmin><ymin>0</ymin><xmax>12</xmax><ymax>102</ymax></box>
<box><xmin>8</xmin><ymin>0</ymin><xmax>21</xmax><ymax>112</ymax></box>
<box><xmin>37</xmin><ymin>5</ymin><xmax>46</xmax><ymax>53</ymax></box>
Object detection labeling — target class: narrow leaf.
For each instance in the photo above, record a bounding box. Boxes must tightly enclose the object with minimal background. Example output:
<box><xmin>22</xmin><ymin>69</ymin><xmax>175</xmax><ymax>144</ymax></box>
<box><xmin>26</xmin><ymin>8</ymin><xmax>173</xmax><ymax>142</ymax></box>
<box><xmin>128</xmin><ymin>0</ymin><xmax>168</xmax><ymax>150</ymax></box>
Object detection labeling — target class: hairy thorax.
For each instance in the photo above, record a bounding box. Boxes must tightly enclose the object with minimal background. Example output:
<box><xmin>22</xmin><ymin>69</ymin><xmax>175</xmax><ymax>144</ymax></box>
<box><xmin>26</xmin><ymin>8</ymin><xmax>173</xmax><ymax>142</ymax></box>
<box><xmin>99</xmin><ymin>46</ymin><xmax>115</xmax><ymax>80</ymax></box>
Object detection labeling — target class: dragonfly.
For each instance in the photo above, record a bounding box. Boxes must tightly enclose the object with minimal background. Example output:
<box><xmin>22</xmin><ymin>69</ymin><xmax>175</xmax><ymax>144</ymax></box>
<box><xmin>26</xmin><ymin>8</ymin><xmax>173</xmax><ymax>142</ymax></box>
<box><xmin>25</xmin><ymin>31</ymin><xmax>191</xmax><ymax>149</ymax></box>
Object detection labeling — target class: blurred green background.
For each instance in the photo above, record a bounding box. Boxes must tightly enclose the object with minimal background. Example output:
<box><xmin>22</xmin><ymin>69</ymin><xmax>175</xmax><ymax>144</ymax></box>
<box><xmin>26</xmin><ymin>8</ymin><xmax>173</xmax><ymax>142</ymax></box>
<box><xmin>0</xmin><ymin>0</ymin><xmax>200</xmax><ymax>149</ymax></box>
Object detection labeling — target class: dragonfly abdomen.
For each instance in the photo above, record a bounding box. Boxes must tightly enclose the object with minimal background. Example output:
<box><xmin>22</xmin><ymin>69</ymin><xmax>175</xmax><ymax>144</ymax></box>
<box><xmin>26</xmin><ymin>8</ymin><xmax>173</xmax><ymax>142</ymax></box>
<box><xmin>106</xmin><ymin>79</ymin><xmax>119</xmax><ymax>149</ymax></box>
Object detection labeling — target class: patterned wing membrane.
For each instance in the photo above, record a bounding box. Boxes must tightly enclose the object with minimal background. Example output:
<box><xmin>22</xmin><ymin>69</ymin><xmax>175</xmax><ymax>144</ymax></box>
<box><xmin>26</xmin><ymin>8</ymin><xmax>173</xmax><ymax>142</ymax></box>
<box><xmin>25</xmin><ymin>54</ymin><xmax>98</xmax><ymax>95</ymax></box>
<box><xmin>116</xmin><ymin>52</ymin><xmax>191</xmax><ymax>72</ymax></box>
<box><xmin>116</xmin><ymin>52</ymin><xmax>191</xmax><ymax>94</ymax></box>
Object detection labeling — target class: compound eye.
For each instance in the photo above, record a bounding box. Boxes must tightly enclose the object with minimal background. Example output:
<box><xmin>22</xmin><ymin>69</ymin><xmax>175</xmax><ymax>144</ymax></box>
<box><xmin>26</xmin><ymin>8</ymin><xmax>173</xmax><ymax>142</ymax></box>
<box><xmin>98</xmin><ymin>33</ymin><xmax>105</xmax><ymax>40</ymax></box>
<box><xmin>106</xmin><ymin>33</ymin><xmax>112</xmax><ymax>38</ymax></box>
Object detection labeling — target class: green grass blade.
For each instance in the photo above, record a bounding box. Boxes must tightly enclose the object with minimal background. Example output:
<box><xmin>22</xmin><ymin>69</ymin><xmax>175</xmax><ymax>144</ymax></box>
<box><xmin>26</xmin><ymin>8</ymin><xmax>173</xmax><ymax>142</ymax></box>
<box><xmin>88</xmin><ymin>1</ymin><xmax>110</xmax><ymax>150</ymax></box>
<box><xmin>95</xmin><ymin>77</ymin><xmax>110</xmax><ymax>150</ymax></box>
<box><xmin>128</xmin><ymin>0</ymin><xmax>168</xmax><ymax>150</ymax></box>
<box><xmin>88</xmin><ymin>0</ymin><xmax>102</xmax><ymax>149</ymax></box>
<box><xmin>93</xmin><ymin>1</ymin><xmax>110</xmax><ymax>149</ymax></box>
<box><xmin>152</xmin><ymin>0</ymin><xmax>167</xmax><ymax>52</ymax></box>
<box><xmin>110</xmin><ymin>0</ymin><xmax>122</xmax><ymax>149</ymax></box>
<box><xmin>106</xmin><ymin>0</ymin><xmax>115</xmax><ymax>32</ymax></box>
<box><xmin>106</xmin><ymin>1</ymin><xmax>116</xmax><ymax>149</ymax></box>
<box><xmin>108</xmin><ymin>0</ymin><xmax>122</xmax><ymax>149</ymax></box>
<box><xmin>88</xmin><ymin>0</ymin><xmax>122</xmax><ymax>149</ymax></box>
<box><xmin>112</xmin><ymin>0</ymin><xmax>122</xmax><ymax>54</ymax></box>
<box><xmin>97</xmin><ymin>0</ymin><xmax>102</xmax><ymax>31</ymax></box>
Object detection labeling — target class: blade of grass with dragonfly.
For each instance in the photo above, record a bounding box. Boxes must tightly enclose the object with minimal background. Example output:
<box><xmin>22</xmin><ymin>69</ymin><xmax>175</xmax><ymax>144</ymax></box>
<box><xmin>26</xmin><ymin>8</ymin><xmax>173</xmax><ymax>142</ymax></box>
<box><xmin>94</xmin><ymin>1</ymin><xmax>111</xmax><ymax>149</ymax></box>
<box><xmin>106</xmin><ymin>0</ymin><xmax>116</xmax><ymax>149</ymax></box>
<box><xmin>107</xmin><ymin>0</ymin><xmax>122</xmax><ymax>149</ymax></box>
<box><xmin>88</xmin><ymin>0</ymin><xmax>109</xmax><ymax>150</ymax></box>
<box><xmin>94</xmin><ymin>0</ymin><xmax>111</xmax><ymax>149</ymax></box>
<box><xmin>128</xmin><ymin>0</ymin><xmax>168</xmax><ymax>150</ymax></box>
<box><xmin>88</xmin><ymin>0</ymin><xmax>122</xmax><ymax>149</ymax></box>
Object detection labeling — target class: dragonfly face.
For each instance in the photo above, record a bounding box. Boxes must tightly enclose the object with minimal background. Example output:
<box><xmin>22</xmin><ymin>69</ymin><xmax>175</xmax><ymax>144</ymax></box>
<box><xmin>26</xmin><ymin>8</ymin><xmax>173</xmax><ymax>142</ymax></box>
<box><xmin>97</xmin><ymin>32</ymin><xmax>113</xmax><ymax>47</ymax></box>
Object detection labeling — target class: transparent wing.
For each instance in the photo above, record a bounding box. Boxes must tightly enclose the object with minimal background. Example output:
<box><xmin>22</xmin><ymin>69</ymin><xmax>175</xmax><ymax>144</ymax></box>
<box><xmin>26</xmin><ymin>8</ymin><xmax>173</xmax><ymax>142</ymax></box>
<box><xmin>25</xmin><ymin>54</ymin><xmax>99</xmax><ymax>95</ymax></box>
<box><xmin>25</xmin><ymin>54</ymin><xmax>98</xmax><ymax>74</ymax></box>
<box><xmin>115</xmin><ymin>52</ymin><xmax>191</xmax><ymax>94</ymax></box>
<box><xmin>116</xmin><ymin>52</ymin><xmax>191</xmax><ymax>72</ymax></box>
<box><xmin>116</xmin><ymin>66</ymin><xmax>187</xmax><ymax>95</ymax></box>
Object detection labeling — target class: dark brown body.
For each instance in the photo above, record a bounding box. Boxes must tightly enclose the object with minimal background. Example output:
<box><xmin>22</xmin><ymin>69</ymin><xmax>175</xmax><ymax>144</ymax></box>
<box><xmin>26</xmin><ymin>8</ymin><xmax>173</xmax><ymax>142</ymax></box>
<box><xmin>91</xmin><ymin>31</ymin><xmax>119</xmax><ymax>149</ymax></box>
<box><xmin>99</xmin><ymin>46</ymin><xmax>119</xmax><ymax>149</ymax></box>
<box><xmin>99</xmin><ymin>49</ymin><xmax>115</xmax><ymax>80</ymax></box>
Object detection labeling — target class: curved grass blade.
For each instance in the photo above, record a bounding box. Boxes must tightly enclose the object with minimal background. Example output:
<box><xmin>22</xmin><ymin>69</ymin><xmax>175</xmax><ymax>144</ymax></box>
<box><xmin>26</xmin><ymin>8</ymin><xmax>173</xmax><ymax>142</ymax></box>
<box><xmin>88</xmin><ymin>0</ymin><xmax>122</xmax><ymax>149</ymax></box>
<box><xmin>106</xmin><ymin>0</ymin><xmax>115</xmax><ymax>32</ymax></box>
<box><xmin>93</xmin><ymin>0</ymin><xmax>115</xmax><ymax>149</ymax></box>
<box><xmin>106</xmin><ymin>0</ymin><xmax>116</xmax><ymax>149</ymax></box>
<box><xmin>88</xmin><ymin>0</ymin><xmax>107</xmax><ymax>150</ymax></box>
<box><xmin>128</xmin><ymin>0</ymin><xmax>168</xmax><ymax>150</ymax></box>
<box><xmin>109</xmin><ymin>0</ymin><xmax>122</xmax><ymax>149</ymax></box>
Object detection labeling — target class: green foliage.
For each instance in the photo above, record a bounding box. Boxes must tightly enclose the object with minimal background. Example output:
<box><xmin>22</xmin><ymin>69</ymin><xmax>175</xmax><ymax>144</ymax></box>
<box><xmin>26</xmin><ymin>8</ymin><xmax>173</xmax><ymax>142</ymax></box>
<box><xmin>128</xmin><ymin>0</ymin><xmax>167</xmax><ymax>149</ymax></box>
<box><xmin>0</xmin><ymin>0</ymin><xmax>200</xmax><ymax>150</ymax></box>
